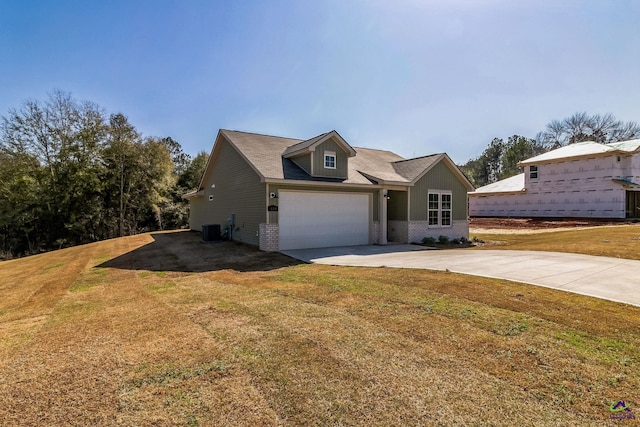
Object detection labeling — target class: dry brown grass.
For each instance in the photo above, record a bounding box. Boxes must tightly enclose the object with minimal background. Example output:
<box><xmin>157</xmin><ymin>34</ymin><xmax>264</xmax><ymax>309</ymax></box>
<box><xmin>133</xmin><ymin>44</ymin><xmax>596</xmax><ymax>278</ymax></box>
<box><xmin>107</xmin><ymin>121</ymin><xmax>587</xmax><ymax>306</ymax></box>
<box><xmin>471</xmin><ymin>223</ymin><xmax>640</xmax><ymax>260</ymax></box>
<box><xmin>1</xmin><ymin>230</ymin><xmax>639</xmax><ymax>426</ymax></box>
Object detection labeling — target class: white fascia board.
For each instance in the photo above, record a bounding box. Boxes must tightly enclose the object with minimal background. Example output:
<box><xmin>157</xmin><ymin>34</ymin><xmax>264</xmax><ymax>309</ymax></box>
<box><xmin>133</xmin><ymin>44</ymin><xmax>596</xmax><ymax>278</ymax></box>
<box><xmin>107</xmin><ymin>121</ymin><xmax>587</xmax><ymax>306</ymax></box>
<box><xmin>263</xmin><ymin>178</ymin><xmax>382</xmax><ymax>189</ymax></box>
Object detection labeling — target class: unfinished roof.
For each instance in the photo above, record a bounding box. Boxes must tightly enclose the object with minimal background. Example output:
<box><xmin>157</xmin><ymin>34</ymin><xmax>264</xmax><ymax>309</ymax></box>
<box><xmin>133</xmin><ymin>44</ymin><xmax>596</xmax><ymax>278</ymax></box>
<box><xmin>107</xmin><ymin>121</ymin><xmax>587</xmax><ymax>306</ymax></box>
<box><xmin>608</xmin><ymin>139</ymin><xmax>640</xmax><ymax>152</ymax></box>
<box><xmin>520</xmin><ymin>139</ymin><xmax>640</xmax><ymax>165</ymax></box>
<box><xmin>519</xmin><ymin>141</ymin><xmax>616</xmax><ymax>165</ymax></box>
<box><xmin>470</xmin><ymin>173</ymin><xmax>525</xmax><ymax>195</ymax></box>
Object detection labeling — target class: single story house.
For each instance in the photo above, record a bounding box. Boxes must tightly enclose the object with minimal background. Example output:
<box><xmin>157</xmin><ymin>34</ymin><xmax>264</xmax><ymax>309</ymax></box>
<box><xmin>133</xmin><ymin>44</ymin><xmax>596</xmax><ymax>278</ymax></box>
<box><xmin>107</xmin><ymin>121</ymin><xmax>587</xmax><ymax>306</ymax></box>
<box><xmin>469</xmin><ymin>139</ymin><xmax>640</xmax><ymax>219</ymax></box>
<box><xmin>184</xmin><ymin>129</ymin><xmax>474</xmax><ymax>251</ymax></box>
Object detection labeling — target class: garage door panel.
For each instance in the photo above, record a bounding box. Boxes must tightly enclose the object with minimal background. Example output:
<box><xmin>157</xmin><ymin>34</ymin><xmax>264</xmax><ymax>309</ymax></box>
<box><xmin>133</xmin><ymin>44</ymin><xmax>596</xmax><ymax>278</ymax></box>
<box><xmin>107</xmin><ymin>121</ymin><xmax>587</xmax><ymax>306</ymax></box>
<box><xmin>279</xmin><ymin>192</ymin><xmax>370</xmax><ymax>250</ymax></box>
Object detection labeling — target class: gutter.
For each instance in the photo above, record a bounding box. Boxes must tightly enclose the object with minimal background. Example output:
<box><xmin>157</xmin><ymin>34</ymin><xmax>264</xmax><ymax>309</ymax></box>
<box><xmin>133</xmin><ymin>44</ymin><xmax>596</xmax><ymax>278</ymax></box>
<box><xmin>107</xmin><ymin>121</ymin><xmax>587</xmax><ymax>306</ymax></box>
<box><xmin>468</xmin><ymin>189</ymin><xmax>527</xmax><ymax>196</ymax></box>
<box><xmin>263</xmin><ymin>177</ymin><xmax>386</xmax><ymax>190</ymax></box>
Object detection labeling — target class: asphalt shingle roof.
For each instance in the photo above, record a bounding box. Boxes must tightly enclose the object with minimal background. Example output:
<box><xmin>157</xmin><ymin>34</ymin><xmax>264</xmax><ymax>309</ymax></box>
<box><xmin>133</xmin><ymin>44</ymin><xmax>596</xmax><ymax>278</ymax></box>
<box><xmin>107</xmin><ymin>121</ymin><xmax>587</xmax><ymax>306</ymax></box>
<box><xmin>220</xmin><ymin>130</ymin><xmax>301</xmax><ymax>180</ymax></box>
<box><xmin>392</xmin><ymin>155</ymin><xmax>443</xmax><ymax>181</ymax></box>
<box><xmin>221</xmin><ymin>129</ymin><xmax>415</xmax><ymax>185</ymax></box>
<box><xmin>281</xmin><ymin>132</ymin><xmax>331</xmax><ymax>157</ymax></box>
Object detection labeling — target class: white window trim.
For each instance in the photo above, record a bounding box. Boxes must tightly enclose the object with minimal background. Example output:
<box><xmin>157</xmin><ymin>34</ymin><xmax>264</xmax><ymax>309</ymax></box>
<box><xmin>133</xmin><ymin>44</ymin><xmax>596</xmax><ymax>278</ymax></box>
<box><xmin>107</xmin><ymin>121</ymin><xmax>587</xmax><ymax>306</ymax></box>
<box><xmin>427</xmin><ymin>190</ymin><xmax>452</xmax><ymax>228</ymax></box>
<box><xmin>529</xmin><ymin>165</ymin><xmax>538</xmax><ymax>180</ymax></box>
<box><xmin>324</xmin><ymin>151</ymin><xmax>336</xmax><ymax>169</ymax></box>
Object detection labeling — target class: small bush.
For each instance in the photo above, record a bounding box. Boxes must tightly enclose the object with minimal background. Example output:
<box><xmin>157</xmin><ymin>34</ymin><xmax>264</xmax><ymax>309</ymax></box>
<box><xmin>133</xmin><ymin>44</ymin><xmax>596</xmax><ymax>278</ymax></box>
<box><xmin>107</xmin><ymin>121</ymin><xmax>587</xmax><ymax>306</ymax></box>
<box><xmin>459</xmin><ymin>236</ymin><xmax>469</xmax><ymax>244</ymax></box>
<box><xmin>472</xmin><ymin>236</ymin><xmax>484</xmax><ymax>243</ymax></box>
<box><xmin>450</xmin><ymin>238</ymin><xmax>460</xmax><ymax>244</ymax></box>
<box><xmin>438</xmin><ymin>235</ymin><xmax>449</xmax><ymax>244</ymax></box>
<box><xmin>422</xmin><ymin>236</ymin><xmax>436</xmax><ymax>245</ymax></box>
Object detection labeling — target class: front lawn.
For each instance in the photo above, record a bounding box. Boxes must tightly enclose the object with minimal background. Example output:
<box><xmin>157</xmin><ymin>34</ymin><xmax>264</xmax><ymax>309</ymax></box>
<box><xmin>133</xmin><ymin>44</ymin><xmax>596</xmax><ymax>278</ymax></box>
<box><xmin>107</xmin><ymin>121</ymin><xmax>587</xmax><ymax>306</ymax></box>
<box><xmin>471</xmin><ymin>223</ymin><xmax>640</xmax><ymax>260</ymax></box>
<box><xmin>0</xmin><ymin>231</ymin><xmax>638</xmax><ymax>425</ymax></box>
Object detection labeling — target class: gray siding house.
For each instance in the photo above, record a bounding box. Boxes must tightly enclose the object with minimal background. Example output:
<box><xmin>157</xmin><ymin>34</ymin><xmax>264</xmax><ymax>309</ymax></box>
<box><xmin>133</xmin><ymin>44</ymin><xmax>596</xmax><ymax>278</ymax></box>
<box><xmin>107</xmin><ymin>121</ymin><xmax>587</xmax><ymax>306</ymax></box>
<box><xmin>185</xmin><ymin>130</ymin><xmax>474</xmax><ymax>251</ymax></box>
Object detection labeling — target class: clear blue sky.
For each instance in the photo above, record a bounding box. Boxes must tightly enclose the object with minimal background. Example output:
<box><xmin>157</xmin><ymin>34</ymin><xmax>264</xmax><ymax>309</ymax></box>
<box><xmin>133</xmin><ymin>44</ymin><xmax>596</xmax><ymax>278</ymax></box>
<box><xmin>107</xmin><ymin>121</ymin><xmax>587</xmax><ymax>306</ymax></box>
<box><xmin>1</xmin><ymin>0</ymin><xmax>638</xmax><ymax>163</ymax></box>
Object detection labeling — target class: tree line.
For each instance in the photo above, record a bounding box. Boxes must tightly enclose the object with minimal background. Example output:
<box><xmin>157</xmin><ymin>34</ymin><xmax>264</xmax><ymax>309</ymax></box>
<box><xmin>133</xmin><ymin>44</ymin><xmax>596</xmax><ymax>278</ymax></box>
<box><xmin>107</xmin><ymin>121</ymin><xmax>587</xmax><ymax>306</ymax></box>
<box><xmin>3</xmin><ymin>92</ymin><xmax>638</xmax><ymax>257</ymax></box>
<box><xmin>460</xmin><ymin>112</ymin><xmax>640</xmax><ymax>188</ymax></box>
<box><xmin>0</xmin><ymin>91</ymin><xmax>207</xmax><ymax>258</ymax></box>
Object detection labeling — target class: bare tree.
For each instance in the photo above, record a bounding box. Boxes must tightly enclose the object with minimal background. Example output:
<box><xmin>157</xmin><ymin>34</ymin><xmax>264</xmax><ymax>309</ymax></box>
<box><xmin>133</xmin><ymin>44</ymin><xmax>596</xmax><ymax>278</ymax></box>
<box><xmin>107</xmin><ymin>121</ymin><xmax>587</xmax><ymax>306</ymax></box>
<box><xmin>537</xmin><ymin>112</ymin><xmax>640</xmax><ymax>147</ymax></box>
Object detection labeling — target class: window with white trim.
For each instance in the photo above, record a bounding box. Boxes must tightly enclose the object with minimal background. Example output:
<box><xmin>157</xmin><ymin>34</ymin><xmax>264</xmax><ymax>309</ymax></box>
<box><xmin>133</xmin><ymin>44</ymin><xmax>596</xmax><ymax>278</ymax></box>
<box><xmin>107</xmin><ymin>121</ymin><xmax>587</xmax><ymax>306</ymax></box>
<box><xmin>529</xmin><ymin>165</ymin><xmax>538</xmax><ymax>179</ymax></box>
<box><xmin>324</xmin><ymin>151</ymin><xmax>336</xmax><ymax>169</ymax></box>
<box><xmin>428</xmin><ymin>191</ymin><xmax>452</xmax><ymax>227</ymax></box>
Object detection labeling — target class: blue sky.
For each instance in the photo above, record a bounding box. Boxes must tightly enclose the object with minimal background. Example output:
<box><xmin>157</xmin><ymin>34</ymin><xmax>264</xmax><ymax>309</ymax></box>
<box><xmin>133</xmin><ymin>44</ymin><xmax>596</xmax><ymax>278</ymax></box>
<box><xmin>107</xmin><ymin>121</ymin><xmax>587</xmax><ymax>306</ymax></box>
<box><xmin>1</xmin><ymin>0</ymin><xmax>638</xmax><ymax>163</ymax></box>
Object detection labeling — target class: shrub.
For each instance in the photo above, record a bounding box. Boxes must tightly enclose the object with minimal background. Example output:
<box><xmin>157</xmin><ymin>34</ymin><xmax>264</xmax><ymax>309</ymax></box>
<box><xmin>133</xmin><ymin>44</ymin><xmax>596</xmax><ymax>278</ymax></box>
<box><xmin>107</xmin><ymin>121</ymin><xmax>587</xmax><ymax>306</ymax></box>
<box><xmin>438</xmin><ymin>235</ymin><xmax>449</xmax><ymax>244</ymax></box>
<box><xmin>422</xmin><ymin>237</ymin><xmax>436</xmax><ymax>245</ymax></box>
<box><xmin>450</xmin><ymin>238</ymin><xmax>460</xmax><ymax>244</ymax></box>
<box><xmin>422</xmin><ymin>236</ymin><xmax>436</xmax><ymax>245</ymax></box>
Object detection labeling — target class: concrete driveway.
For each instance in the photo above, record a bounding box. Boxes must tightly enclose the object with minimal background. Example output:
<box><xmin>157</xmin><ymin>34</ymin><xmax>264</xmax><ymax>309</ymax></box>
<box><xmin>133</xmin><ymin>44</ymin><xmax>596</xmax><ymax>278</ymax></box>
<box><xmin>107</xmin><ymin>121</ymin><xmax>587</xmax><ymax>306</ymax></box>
<box><xmin>281</xmin><ymin>245</ymin><xmax>640</xmax><ymax>307</ymax></box>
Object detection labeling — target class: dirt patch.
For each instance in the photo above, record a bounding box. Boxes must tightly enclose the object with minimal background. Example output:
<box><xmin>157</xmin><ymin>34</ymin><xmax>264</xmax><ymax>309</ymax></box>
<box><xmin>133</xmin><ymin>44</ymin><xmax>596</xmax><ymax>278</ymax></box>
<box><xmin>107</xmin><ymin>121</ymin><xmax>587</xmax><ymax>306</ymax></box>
<box><xmin>469</xmin><ymin>217</ymin><xmax>635</xmax><ymax>234</ymax></box>
<box><xmin>97</xmin><ymin>231</ymin><xmax>301</xmax><ymax>273</ymax></box>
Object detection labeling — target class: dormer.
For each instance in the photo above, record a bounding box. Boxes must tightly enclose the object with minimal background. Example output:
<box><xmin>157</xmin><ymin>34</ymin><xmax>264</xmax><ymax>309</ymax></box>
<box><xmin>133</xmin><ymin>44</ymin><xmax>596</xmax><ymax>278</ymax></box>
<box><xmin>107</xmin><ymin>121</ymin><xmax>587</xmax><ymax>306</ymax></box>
<box><xmin>282</xmin><ymin>130</ymin><xmax>356</xmax><ymax>179</ymax></box>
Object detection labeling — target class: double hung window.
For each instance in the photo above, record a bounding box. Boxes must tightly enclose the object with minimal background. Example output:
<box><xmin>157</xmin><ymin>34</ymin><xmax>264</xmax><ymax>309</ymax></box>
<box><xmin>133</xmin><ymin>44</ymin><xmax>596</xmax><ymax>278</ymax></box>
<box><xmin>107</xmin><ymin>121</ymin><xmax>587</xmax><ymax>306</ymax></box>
<box><xmin>427</xmin><ymin>191</ymin><xmax>452</xmax><ymax>227</ymax></box>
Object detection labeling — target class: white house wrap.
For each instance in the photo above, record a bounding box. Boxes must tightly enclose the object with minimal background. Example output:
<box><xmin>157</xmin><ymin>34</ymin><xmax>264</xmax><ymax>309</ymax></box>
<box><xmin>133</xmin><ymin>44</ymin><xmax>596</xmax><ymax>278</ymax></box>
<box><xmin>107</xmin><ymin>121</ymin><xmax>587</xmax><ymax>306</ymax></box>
<box><xmin>469</xmin><ymin>140</ymin><xmax>640</xmax><ymax>219</ymax></box>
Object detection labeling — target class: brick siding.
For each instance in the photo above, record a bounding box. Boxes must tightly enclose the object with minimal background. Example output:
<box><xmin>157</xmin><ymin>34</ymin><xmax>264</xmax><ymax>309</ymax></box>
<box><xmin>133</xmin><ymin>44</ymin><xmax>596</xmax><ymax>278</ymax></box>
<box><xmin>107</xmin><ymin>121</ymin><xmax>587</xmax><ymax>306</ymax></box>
<box><xmin>259</xmin><ymin>223</ymin><xmax>279</xmax><ymax>251</ymax></box>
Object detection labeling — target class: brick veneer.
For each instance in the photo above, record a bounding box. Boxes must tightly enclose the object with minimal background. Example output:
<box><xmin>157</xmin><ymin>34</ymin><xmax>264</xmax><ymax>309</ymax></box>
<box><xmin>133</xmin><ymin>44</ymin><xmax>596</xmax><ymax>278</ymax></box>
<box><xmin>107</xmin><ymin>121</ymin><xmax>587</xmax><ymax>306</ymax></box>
<box><xmin>407</xmin><ymin>220</ymin><xmax>469</xmax><ymax>243</ymax></box>
<box><xmin>370</xmin><ymin>221</ymin><xmax>380</xmax><ymax>244</ymax></box>
<box><xmin>258</xmin><ymin>220</ymin><xmax>468</xmax><ymax>250</ymax></box>
<box><xmin>259</xmin><ymin>223</ymin><xmax>279</xmax><ymax>251</ymax></box>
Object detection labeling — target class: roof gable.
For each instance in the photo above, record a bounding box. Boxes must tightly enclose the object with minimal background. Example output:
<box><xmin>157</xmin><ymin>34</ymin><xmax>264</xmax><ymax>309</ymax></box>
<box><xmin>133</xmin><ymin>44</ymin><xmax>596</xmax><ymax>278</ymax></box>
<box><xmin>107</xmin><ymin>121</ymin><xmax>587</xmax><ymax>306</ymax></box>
<box><xmin>282</xmin><ymin>130</ymin><xmax>356</xmax><ymax>158</ymax></box>
<box><xmin>197</xmin><ymin>130</ymin><xmax>293</xmax><ymax>190</ymax></box>
<box><xmin>393</xmin><ymin>154</ymin><xmax>441</xmax><ymax>181</ymax></box>
<box><xmin>393</xmin><ymin>153</ymin><xmax>474</xmax><ymax>190</ymax></box>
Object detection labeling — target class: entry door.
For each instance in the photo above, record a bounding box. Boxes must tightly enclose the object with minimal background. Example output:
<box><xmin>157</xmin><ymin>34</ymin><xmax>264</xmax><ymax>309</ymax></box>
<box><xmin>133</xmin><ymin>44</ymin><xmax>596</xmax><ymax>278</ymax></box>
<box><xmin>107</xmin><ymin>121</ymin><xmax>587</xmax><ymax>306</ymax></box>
<box><xmin>627</xmin><ymin>191</ymin><xmax>640</xmax><ymax>218</ymax></box>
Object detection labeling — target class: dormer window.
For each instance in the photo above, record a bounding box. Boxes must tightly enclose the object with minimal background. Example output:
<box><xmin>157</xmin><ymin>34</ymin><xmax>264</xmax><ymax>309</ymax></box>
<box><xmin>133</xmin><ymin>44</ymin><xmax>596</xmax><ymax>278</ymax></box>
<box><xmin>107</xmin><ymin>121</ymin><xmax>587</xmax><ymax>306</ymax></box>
<box><xmin>324</xmin><ymin>151</ymin><xmax>336</xmax><ymax>169</ymax></box>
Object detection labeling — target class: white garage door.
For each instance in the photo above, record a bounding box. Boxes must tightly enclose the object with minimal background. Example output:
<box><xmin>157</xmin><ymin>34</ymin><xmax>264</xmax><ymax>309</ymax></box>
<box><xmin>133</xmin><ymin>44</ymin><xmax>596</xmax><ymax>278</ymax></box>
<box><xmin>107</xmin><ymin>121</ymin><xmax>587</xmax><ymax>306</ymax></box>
<box><xmin>279</xmin><ymin>191</ymin><xmax>370</xmax><ymax>250</ymax></box>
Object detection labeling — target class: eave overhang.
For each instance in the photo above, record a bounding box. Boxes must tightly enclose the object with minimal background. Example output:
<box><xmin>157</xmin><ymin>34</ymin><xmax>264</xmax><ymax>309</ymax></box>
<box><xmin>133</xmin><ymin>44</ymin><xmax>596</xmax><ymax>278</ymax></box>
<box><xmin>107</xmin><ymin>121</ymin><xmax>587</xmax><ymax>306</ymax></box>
<box><xmin>357</xmin><ymin>171</ymin><xmax>410</xmax><ymax>187</ymax></box>
<box><xmin>468</xmin><ymin>189</ymin><xmax>527</xmax><ymax>197</ymax></box>
<box><xmin>263</xmin><ymin>177</ymin><xmax>384</xmax><ymax>190</ymax></box>
<box><xmin>612</xmin><ymin>178</ymin><xmax>640</xmax><ymax>189</ymax></box>
<box><xmin>182</xmin><ymin>189</ymin><xmax>205</xmax><ymax>199</ymax></box>
<box><xmin>282</xmin><ymin>130</ymin><xmax>357</xmax><ymax>158</ymax></box>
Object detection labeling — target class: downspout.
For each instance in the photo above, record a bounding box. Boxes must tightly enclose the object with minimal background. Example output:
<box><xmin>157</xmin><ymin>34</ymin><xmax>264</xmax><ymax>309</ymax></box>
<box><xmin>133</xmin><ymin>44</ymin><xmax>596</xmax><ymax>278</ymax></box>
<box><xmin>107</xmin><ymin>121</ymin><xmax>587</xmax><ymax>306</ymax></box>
<box><xmin>266</xmin><ymin>183</ymin><xmax>270</xmax><ymax>224</ymax></box>
<box><xmin>407</xmin><ymin>188</ymin><xmax>411</xmax><ymax>243</ymax></box>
